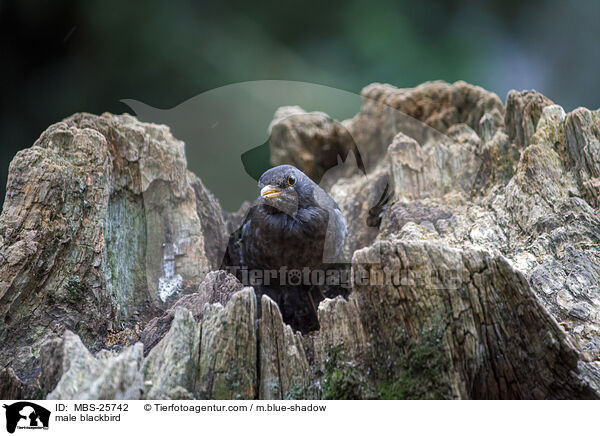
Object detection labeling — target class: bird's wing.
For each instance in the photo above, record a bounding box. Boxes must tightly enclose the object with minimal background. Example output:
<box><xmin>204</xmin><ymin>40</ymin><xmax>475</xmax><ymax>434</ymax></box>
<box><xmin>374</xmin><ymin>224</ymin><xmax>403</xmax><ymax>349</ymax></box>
<box><xmin>219</xmin><ymin>207</ymin><xmax>256</xmax><ymax>269</ymax></box>
<box><xmin>219</xmin><ymin>227</ymin><xmax>242</xmax><ymax>269</ymax></box>
<box><xmin>322</xmin><ymin>207</ymin><xmax>348</xmax><ymax>263</ymax></box>
<box><xmin>313</xmin><ymin>187</ymin><xmax>348</xmax><ymax>263</ymax></box>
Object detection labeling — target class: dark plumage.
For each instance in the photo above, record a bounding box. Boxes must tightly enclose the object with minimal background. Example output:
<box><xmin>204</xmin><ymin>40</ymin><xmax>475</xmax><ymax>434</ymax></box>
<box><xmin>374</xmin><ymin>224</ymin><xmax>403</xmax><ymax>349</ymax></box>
<box><xmin>221</xmin><ymin>164</ymin><xmax>348</xmax><ymax>332</ymax></box>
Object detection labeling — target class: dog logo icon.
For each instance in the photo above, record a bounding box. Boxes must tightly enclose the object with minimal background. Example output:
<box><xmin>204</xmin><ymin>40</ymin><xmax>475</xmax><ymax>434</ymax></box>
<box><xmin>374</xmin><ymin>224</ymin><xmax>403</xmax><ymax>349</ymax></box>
<box><xmin>2</xmin><ymin>402</ymin><xmax>50</xmax><ymax>433</ymax></box>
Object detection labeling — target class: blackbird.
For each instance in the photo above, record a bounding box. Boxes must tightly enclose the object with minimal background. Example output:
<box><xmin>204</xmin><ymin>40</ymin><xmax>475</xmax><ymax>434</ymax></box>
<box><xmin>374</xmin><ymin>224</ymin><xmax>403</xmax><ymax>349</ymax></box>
<box><xmin>221</xmin><ymin>164</ymin><xmax>348</xmax><ymax>332</ymax></box>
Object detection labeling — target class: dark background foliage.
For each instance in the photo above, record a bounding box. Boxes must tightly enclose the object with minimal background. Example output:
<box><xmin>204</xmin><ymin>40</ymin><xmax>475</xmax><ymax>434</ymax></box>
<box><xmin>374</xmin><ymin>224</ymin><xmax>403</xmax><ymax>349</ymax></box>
<box><xmin>1</xmin><ymin>0</ymin><xmax>599</xmax><ymax>209</ymax></box>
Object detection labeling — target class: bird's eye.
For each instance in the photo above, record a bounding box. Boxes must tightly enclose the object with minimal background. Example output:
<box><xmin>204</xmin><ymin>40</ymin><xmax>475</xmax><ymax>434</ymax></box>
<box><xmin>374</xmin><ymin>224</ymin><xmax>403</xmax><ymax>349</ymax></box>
<box><xmin>287</xmin><ymin>174</ymin><xmax>296</xmax><ymax>186</ymax></box>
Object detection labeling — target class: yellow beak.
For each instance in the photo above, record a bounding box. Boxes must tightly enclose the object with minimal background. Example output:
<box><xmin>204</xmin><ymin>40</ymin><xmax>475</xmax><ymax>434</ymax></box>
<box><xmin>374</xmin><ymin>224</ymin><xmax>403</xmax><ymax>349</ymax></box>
<box><xmin>260</xmin><ymin>185</ymin><xmax>283</xmax><ymax>199</ymax></box>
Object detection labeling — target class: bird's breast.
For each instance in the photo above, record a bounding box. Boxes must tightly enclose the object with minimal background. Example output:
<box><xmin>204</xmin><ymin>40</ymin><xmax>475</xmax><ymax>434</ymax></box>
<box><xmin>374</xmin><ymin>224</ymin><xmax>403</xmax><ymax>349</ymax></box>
<box><xmin>242</xmin><ymin>208</ymin><xmax>328</xmax><ymax>270</ymax></box>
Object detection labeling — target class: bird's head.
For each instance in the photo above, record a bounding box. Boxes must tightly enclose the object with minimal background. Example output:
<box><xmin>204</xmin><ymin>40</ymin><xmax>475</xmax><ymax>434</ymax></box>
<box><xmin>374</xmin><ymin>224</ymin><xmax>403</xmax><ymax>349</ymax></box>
<box><xmin>258</xmin><ymin>165</ymin><xmax>315</xmax><ymax>215</ymax></box>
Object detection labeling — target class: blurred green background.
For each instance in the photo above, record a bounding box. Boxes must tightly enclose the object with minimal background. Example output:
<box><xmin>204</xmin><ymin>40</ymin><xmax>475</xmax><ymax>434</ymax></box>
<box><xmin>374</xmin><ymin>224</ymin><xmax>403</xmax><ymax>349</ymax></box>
<box><xmin>1</xmin><ymin>0</ymin><xmax>600</xmax><ymax>210</ymax></box>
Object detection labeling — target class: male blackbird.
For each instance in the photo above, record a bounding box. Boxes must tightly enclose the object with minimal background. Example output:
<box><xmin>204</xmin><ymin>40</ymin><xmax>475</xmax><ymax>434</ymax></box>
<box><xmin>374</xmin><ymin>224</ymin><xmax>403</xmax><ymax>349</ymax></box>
<box><xmin>221</xmin><ymin>164</ymin><xmax>347</xmax><ymax>332</ymax></box>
